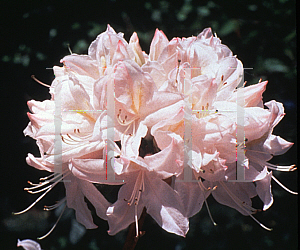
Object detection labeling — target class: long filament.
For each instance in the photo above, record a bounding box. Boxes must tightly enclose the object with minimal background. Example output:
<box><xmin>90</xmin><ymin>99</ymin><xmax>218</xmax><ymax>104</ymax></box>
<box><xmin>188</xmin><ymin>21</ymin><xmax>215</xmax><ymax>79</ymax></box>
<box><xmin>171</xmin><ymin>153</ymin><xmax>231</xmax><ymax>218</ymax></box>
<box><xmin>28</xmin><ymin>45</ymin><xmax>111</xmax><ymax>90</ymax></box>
<box><xmin>37</xmin><ymin>203</ymin><xmax>67</xmax><ymax>240</ymax></box>
<box><xmin>31</xmin><ymin>75</ymin><xmax>51</xmax><ymax>88</ymax></box>
<box><xmin>272</xmin><ymin>175</ymin><xmax>298</xmax><ymax>195</ymax></box>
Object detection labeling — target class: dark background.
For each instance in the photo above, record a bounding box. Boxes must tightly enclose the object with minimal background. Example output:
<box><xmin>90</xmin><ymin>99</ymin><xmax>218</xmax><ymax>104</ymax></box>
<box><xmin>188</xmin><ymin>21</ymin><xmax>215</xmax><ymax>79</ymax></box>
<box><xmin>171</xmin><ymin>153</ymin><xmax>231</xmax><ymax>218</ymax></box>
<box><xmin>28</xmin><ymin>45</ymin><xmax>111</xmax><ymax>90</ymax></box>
<box><xmin>1</xmin><ymin>0</ymin><xmax>297</xmax><ymax>249</ymax></box>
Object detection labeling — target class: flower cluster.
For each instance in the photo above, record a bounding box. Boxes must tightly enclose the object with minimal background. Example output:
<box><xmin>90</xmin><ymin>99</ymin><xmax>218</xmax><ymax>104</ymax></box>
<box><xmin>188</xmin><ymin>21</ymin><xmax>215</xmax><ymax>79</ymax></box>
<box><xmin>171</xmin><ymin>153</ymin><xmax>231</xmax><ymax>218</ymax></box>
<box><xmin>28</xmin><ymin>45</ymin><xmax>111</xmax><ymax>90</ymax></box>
<box><xmin>19</xmin><ymin>25</ymin><xmax>296</xmax><ymax>238</ymax></box>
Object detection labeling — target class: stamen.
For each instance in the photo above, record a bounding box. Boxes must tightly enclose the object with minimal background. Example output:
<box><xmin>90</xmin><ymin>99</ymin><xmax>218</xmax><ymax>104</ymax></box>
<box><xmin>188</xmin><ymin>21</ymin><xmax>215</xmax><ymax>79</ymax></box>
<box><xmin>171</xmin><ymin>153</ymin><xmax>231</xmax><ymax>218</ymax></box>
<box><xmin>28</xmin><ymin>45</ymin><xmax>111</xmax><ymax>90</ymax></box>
<box><xmin>67</xmin><ymin>44</ymin><xmax>73</xmax><ymax>55</ymax></box>
<box><xmin>13</xmin><ymin>172</ymin><xmax>69</xmax><ymax>215</ymax></box>
<box><xmin>125</xmin><ymin>171</ymin><xmax>144</xmax><ymax>206</ymax></box>
<box><xmin>266</xmin><ymin>162</ymin><xmax>296</xmax><ymax>172</ymax></box>
<box><xmin>40</xmin><ymin>173</ymin><xmax>55</xmax><ymax>181</ymax></box>
<box><xmin>123</xmin><ymin>171</ymin><xmax>145</xmax><ymax>238</ymax></box>
<box><xmin>27</xmin><ymin>181</ymin><xmax>41</xmax><ymax>186</ymax></box>
<box><xmin>204</xmin><ymin>199</ymin><xmax>217</xmax><ymax>226</ymax></box>
<box><xmin>117</xmin><ymin>110</ymin><xmax>136</xmax><ymax>127</ymax></box>
<box><xmin>27</xmin><ymin>185</ymin><xmax>52</xmax><ymax>194</ymax></box>
<box><xmin>61</xmin><ymin>134</ymin><xmax>67</xmax><ymax>144</ymax></box>
<box><xmin>66</xmin><ymin>133</ymin><xmax>81</xmax><ymax>142</ymax></box>
<box><xmin>219</xmin><ymin>182</ymin><xmax>273</xmax><ymax>230</ymax></box>
<box><xmin>249</xmin><ymin>214</ymin><xmax>273</xmax><ymax>231</ymax></box>
<box><xmin>272</xmin><ymin>175</ymin><xmax>298</xmax><ymax>195</ymax></box>
<box><xmin>175</xmin><ymin>59</ymin><xmax>181</xmax><ymax>87</ymax></box>
<box><xmin>44</xmin><ymin>198</ymin><xmax>66</xmax><ymax>211</ymax></box>
<box><xmin>37</xmin><ymin>203</ymin><xmax>67</xmax><ymax>240</ymax></box>
<box><xmin>220</xmin><ymin>181</ymin><xmax>258</xmax><ymax>214</ymax></box>
<box><xmin>60</xmin><ymin>132</ymin><xmax>92</xmax><ymax>145</ymax></box>
<box><xmin>31</xmin><ymin>75</ymin><xmax>51</xmax><ymax>88</ymax></box>
<box><xmin>13</xmin><ymin>184</ymin><xmax>57</xmax><ymax>215</ymax></box>
<box><xmin>250</xmin><ymin>156</ymin><xmax>297</xmax><ymax>172</ymax></box>
<box><xmin>25</xmin><ymin>173</ymin><xmax>64</xmax><ymax>191</ymax></box>
<box><xmin>195</xmin><ymin>174</ymin><xmax>217</xmax><ymax>225</ymax></box>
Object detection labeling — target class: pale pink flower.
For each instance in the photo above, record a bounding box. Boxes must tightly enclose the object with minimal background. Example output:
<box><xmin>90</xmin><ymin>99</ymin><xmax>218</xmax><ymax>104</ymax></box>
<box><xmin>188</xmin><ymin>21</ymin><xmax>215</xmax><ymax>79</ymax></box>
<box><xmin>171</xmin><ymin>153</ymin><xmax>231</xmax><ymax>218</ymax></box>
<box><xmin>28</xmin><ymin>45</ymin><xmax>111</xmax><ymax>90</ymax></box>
<box><xmin>19</xmin><ymin>25</ymin><xmax>296</xmax><ymax>243</ymax></box>
<box><xmin>107</xmin><ymin>137</ymin><xmax>188</xmax><ymax>236</ymax></box>
<box><xmin>21</xmin><ymin>53</ymin><xmax>112</xmax><ymax>231</ymax></box>
<box><xmin>88</xmin><ymin>24</ymin><xmax>147</xmax><ymax>73</ymax></box>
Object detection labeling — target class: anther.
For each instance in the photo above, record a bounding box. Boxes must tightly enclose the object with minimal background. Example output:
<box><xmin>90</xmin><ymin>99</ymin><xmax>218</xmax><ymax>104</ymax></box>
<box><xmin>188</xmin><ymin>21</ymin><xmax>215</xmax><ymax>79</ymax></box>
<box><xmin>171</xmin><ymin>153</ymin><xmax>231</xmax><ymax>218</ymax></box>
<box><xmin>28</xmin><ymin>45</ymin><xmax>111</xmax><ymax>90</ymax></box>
<box><xmin>60</xmin><ymin>135</ymin><xmax>66</xmax><ymax>143</ymax></box>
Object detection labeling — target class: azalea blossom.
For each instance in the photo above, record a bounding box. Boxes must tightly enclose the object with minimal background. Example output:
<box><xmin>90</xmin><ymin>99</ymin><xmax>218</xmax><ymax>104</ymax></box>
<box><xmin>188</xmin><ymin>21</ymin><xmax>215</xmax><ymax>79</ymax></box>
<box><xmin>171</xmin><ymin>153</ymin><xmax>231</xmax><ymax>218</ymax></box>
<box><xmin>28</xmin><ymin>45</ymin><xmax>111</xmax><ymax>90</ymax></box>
<box><xmin>106</xmin><ymin>137</ymin><xmax>188</xmax><ymax>236</ymax></box>
<box><xmin>18</xmin><ymin>24</ymin><xmax>296</xmax><ymax>247</ymax></box>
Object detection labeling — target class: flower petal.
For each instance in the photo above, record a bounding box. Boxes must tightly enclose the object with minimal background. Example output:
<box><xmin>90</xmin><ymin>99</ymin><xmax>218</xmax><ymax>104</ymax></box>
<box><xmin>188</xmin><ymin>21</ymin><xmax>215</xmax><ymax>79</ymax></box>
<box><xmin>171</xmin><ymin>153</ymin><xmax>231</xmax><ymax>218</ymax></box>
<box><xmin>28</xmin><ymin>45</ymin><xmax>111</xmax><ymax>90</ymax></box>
<box><xmin>144</xmin><ymin>174</ymin><xmax>189</xmax><ymax>237</ymax></box>
<box><xmin>64</xmin><ymin>174</ymin><xmax>98</xmax><ymax>229</ymax></box>
<box><xmin>17</xmin><ymin>239</ymin><xmax>42</xmax><ymax>250</ymax></box>
<box><xmin>255</xmin><ymin>171</ymin><xmax>273</xmax><ymax>211</ymax></box>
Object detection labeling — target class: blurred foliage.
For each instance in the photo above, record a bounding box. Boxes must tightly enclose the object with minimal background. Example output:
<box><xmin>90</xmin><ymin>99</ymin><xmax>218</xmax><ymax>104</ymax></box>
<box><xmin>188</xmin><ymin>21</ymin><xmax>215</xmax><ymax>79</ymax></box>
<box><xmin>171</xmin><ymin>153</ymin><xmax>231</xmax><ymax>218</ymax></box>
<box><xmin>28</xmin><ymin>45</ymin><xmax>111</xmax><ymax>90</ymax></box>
<box><xmin>1</xmin><ymin>0</ymin><xmax>297</xmax><ymax>249</ymax></box>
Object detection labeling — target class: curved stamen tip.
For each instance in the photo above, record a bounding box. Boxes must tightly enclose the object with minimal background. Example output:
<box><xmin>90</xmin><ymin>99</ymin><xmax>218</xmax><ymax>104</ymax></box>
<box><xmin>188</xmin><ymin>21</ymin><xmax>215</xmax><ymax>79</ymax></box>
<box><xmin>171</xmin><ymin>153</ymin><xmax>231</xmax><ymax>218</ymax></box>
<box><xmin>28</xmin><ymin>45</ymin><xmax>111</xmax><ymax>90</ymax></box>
<box><xmin>12</xmin><ymin>210</ymin><xmax>24</xmax><ymax>216</ymax></box>
<box><xmin>272</xmin><ymin>175</ymin><xmax>298</xmax><ymax>195</ymax></box>
<box><xmin>249</xmin><ymin>214</ymin><xmax>273</xmax><ymax>231</ymax></box>
<box><xmin>31</xmin><ymin>75</ymin><xmax>51</xmax><ymax>88</ymax></box>
<box><xmin>290</xmin><ymin>165</ymin><xmax>297</xmax><ymax>171</ymax></box>
<box><xmin>37</xmin><ymin>203</ymin><xmax>67</xmax><ymax>240</ymax></box>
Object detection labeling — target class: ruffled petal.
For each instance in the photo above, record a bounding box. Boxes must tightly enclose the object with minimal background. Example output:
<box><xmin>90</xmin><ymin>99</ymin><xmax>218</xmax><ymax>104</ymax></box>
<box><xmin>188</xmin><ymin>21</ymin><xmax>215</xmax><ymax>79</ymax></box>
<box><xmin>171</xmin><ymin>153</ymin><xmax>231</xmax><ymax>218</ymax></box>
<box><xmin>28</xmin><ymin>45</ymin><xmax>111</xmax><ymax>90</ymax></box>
<box><xmin>143</xmin><ymin>174</ymin><xmax>189</xmax><ymax>237</ymax></box>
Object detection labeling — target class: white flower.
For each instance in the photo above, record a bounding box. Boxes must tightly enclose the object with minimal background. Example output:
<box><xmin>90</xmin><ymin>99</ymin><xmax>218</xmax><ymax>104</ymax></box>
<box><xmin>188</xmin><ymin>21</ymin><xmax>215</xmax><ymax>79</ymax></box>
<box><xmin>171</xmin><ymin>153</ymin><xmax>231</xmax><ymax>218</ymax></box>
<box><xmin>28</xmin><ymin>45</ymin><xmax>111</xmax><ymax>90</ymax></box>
<box><xmin>19</xmin><ymin>25</ymin><xmax>296</xmax><ymax>242</ymax></box>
